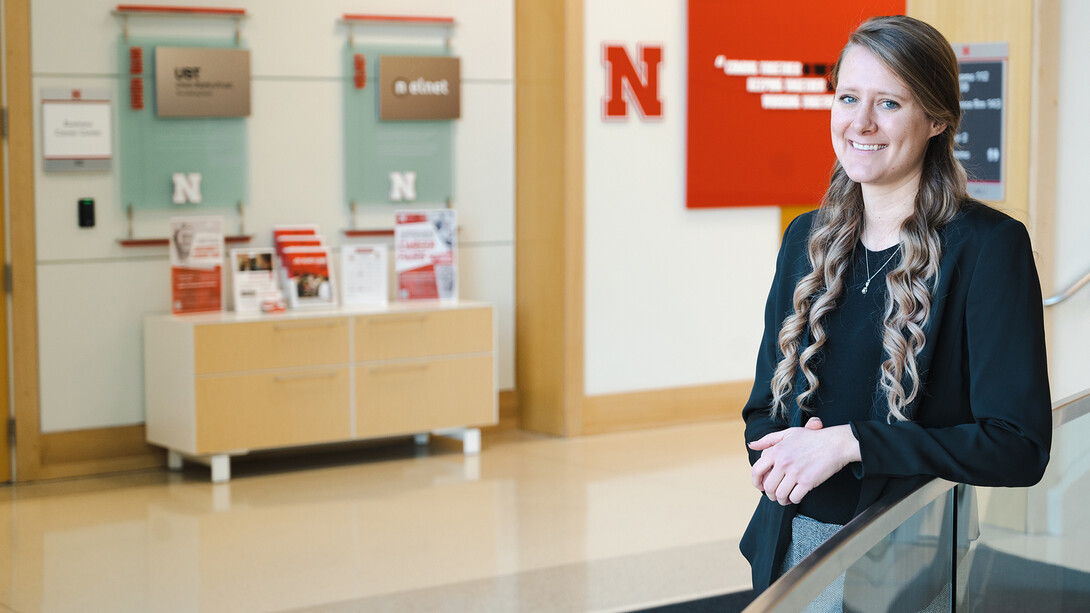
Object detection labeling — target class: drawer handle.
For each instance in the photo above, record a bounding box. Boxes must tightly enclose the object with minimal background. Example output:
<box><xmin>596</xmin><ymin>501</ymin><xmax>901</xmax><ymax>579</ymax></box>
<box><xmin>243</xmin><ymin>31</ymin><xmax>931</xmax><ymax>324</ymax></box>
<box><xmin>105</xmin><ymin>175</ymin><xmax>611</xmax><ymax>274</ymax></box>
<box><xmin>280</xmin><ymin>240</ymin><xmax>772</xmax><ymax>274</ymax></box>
<box><xmin>369</xmin><ymin>364</ymin><xmax>430</xmax><ymax>375</ymax></box>
<box><xmin>369</xmin><ymin>315</ymin><xmax>428</xmax><ymax>325</ymax></box>
<box><xmin>274</xmin><ymin>371</ymin><xmax>339</xmax><ymax>383</ymax></box>
<box><xmin>273</xmin><ymin>321</ymin><xmax>338</xmax><ymax>332</ymax></box>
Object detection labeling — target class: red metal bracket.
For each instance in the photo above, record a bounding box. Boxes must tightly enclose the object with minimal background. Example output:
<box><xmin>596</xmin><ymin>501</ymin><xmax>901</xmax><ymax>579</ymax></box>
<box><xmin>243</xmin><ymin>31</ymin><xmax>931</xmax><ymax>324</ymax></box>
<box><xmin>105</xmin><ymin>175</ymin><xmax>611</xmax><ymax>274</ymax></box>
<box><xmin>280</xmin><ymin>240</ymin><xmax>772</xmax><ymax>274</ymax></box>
<box><xmin>116</xmin><ymin>5</ymin><xmax>246</xmax><ymax>16</ymax></box>
<box><xmin>118</xmin><ymin>235</ymin><xmax>253</xmax><ymax>248</ymax></box>
<box><xmin>342</xmin><ymin>14</ymin><xmax>454</xmax><ymax>25</ymax></box>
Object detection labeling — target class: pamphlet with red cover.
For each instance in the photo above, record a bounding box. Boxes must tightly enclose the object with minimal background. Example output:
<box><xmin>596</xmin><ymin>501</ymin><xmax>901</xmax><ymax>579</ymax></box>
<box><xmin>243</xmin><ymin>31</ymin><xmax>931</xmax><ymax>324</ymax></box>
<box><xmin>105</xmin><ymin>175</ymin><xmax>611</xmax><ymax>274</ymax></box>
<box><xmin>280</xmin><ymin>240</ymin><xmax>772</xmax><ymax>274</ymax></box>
<box><xmin>169</xmin><ymin>216</ymin><xmax>224</xmax><ymax>314</ymax></box>
<box><xmin>394</xmin><ymin>210</ymin><xmax>457</xmax><ymax>301</ymax></box>
<box><xmin>275</xmin><ymin>234</ymin><xmax>323</xmax><ymax>260</ymax></box>
<box><xmin>272</xmin><ymin>224</ymin><xmax>318</xmax><ymax>242</ymax></box>
<box><xmin>282</xmin><ymin>246</ymin><xmax>336</xmax><ymax>309</ymax></box>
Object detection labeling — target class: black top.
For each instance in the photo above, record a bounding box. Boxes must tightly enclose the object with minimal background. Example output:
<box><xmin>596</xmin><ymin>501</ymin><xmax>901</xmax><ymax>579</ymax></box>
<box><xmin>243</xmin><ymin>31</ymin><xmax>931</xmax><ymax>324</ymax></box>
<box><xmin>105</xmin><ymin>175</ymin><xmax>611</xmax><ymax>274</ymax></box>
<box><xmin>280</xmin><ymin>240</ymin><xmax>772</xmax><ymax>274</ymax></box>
<box><xmin>796</xmin><ymin>242</ymin><xmax>900</xmax><ymax>524</ymax></box>
<box><xmin>738</xmin><ymin>202</ymin><xmax>1052</xmax><ymax>595</ymax></box>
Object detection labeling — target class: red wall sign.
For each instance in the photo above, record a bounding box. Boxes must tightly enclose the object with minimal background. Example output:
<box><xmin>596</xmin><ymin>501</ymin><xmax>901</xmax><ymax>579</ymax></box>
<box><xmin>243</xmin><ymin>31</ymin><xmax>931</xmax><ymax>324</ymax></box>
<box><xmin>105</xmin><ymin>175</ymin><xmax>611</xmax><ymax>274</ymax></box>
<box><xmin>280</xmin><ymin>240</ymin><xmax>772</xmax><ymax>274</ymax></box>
<box><xmin>686</xmin><ymin>0</ymin><xmax>904</xmax><ymax>208</ymax></box>
<box><xmin>602</xmin><ymin>43</ymin><xmax>664</xmax><ymax>121</ymax></box>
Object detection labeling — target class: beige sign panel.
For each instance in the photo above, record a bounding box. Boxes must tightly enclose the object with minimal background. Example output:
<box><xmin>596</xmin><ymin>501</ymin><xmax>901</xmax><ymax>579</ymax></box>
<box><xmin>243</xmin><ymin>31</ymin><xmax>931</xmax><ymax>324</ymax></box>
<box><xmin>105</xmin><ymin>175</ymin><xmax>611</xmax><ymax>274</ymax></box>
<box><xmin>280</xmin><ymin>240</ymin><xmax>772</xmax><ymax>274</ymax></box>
<box><xmin>155</xmin><ymin>47</ymin><xmax>251</xmax><ymax>118</ymax></box>
<box><xmin>379</xmin><ymin>56</ymin><xmax>461</xmax><ymax>120</ymax></box>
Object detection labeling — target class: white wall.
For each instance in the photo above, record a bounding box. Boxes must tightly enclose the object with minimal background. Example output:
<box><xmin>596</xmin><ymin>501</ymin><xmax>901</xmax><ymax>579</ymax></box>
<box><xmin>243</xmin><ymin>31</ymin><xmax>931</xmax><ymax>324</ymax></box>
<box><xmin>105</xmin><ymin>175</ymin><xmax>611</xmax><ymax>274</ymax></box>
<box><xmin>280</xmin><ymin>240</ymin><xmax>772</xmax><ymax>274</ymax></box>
<box><xmin>582</xmin><ymin>0</ymin><xmax>782</xmax><ymax>396</ymax></box>
<box><xmin>29</xmin><ymin>0</ymin><xmax>514</xmax><ymax>432</ymax></box>
<box><xmin>1050</xmin><ymin>0</ymin><xmax>1090</xmax><ymax>400</ymax></box>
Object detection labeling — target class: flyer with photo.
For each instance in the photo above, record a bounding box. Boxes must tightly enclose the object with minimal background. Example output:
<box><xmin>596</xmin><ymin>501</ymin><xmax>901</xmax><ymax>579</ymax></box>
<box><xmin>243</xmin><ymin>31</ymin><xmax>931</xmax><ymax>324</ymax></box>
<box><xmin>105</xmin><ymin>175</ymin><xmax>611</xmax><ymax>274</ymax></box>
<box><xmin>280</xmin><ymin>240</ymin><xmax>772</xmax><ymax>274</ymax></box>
<box><xmin>394</xmin><ymin>210</ymin><xmax>457</xmax><ymax>301</ymax></box>
<box><xmin>230</xmin><ymin>248</ymin><xmax>283</xmax><ymax>314</ymax></box>
<box><xmin>169</xmin><ymin>216</ymin><xmax>224</xmax><ymax>314</ymax></box>
<box><xmin>341</xmin><ymin>244</ymin><xmax>389</xmax><ymax>305</ymax></box>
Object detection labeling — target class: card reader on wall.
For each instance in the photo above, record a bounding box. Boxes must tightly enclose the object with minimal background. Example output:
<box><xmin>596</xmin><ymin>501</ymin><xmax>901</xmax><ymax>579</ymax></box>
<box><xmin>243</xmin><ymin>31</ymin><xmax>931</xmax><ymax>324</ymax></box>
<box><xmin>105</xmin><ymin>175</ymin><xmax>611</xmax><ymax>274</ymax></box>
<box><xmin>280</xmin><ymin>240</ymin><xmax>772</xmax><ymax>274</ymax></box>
<box><xmin>78</xmin><ymin>197</ymin><xmax>95</xmax><ymax>227</ymax></box>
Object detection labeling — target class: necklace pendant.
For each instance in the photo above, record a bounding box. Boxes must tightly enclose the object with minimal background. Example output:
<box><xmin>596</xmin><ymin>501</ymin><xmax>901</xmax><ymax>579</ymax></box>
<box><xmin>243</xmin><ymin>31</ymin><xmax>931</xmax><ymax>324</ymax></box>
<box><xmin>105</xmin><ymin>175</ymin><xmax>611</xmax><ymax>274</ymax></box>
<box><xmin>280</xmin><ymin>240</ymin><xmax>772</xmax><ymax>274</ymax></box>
<box><xmin>861</xmin><ymin>282</ymin><xmax>870</xmax><ymax>295</ymax></box>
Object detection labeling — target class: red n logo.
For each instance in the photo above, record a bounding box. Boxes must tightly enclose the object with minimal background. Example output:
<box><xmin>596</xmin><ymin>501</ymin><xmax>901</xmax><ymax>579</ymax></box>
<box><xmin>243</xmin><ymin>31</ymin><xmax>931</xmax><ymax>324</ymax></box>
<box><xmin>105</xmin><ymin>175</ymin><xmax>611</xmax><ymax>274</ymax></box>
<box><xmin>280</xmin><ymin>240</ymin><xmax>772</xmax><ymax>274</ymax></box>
<box><xmin>603</xmin><ymin>43</ymin><xmax>663</xmax><ymax>120</ymax></box>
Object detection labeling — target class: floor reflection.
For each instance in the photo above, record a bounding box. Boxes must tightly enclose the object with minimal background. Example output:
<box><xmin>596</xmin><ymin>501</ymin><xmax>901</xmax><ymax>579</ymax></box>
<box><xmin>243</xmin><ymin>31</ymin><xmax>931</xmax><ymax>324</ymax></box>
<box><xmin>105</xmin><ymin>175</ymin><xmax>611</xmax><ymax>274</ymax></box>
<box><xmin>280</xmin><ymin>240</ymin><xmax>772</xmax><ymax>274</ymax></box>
<box><xmin>0</xmin><ymin>422</ymin><xmax>755</xmax><ymax>612</ymax></box>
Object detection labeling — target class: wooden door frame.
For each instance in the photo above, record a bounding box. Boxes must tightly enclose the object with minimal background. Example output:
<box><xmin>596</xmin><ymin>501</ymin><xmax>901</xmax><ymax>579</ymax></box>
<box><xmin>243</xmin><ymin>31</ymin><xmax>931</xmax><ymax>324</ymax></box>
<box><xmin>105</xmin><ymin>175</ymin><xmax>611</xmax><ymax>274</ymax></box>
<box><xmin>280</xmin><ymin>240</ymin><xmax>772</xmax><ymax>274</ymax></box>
<box><xmin>5</xmin><ymin>0</ymin><xmax>162</xmax><ymax>482</ymax></box>
<box><xmin>0</xmin><ymin>0</ymin><xmax>11</xmax><ymax>483</ymax></box>
<box><xmin>6</xmin><ymin>0</ymin><xmax>37</xmax><ymax>482</ymax></box>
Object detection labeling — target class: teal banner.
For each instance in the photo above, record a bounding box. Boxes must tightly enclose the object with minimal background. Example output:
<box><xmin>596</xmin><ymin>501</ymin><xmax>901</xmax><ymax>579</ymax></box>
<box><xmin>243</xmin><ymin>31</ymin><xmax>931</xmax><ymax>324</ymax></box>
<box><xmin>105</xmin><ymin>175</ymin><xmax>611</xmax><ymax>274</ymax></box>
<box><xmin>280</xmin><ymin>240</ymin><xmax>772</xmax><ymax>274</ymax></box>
<box><xmin>118</xmin><ymin>38</ymin><xmax>248</xmax><ymax>211</ymax></box>
<box><xmin>344</xmin><ymin>43</ymin><xmax>454</xmax><ymax>208</ymax></box>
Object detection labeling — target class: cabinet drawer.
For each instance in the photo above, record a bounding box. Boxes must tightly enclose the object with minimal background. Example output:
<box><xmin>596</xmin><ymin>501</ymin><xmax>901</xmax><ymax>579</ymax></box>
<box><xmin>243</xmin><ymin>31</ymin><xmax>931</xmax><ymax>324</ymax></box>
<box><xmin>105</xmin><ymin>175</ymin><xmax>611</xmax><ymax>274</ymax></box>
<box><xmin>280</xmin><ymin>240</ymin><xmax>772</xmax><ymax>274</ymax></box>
<box><xmin>356</xmin><ymin>356</ymin><xmax>494</xmax><ymax>437</ymax></box>
<box><xmin>195</xmin><ymin>367</ymin><xmax>351</xmax><ymax>453</ymax></box>
<box><xmin>195</xmin><ymin>318</ymin><xmax>349</xmax><ymax>374</ymax></box>
<box><xmin>354</xmin><ymin>308</ymin><xmax>491</xmax><ymax>361</ymax></box>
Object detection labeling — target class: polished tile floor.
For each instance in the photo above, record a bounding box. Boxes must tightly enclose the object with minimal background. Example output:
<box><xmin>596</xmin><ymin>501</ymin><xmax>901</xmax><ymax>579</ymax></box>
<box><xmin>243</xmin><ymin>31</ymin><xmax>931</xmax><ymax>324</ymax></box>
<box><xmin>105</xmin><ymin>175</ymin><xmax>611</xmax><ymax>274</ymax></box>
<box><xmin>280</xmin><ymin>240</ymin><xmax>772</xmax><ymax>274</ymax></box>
<box><xmin>0</xmin><ymin>420</ymin><xmax>757</xmax><ymax>613</ymax></box>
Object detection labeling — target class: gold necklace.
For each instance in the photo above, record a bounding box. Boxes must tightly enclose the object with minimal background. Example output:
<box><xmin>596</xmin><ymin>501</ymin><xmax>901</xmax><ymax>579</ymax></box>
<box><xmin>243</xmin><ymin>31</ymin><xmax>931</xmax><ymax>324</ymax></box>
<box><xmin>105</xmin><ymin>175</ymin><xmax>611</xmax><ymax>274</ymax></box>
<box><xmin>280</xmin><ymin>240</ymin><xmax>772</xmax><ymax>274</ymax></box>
<box><xmin>862</xmin><ymin>246</ymin><xmax>900</xmax><ymax>295</ymax></box>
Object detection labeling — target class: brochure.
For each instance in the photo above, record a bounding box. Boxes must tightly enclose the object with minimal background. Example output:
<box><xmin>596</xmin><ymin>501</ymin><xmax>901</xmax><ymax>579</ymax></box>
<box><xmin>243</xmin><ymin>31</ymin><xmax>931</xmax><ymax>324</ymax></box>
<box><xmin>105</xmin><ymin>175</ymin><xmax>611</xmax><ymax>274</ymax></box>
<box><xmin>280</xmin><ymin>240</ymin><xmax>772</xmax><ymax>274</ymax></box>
<box><xmin>341</xmin><ymin>244</ymin><xmax>389</xmax><ymax>305</ymax></box>
<box><xmin>282</xmin><ymin>246</ymin><xmax>337</xmax><ymax>309</ymax></box>
<box><xmin>394</xmin><ymin>210</ymin><xmax>457</xmax><ymax>301</ymax></box>
<box><xmin>169</xmin><ymin>216</ymin><xmax>224</xmax><ymax>314</ymax></box>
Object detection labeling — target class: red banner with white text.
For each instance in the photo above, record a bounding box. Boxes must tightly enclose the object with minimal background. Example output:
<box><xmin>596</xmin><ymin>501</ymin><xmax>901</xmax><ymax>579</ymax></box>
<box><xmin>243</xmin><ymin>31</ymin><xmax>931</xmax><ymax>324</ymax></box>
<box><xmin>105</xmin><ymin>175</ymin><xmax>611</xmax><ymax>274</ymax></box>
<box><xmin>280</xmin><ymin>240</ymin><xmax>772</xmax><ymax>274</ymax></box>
<box><xmin>686</xmin><ymin>0</ymin><xmax>904</xmax><ymax>208</ymax></box>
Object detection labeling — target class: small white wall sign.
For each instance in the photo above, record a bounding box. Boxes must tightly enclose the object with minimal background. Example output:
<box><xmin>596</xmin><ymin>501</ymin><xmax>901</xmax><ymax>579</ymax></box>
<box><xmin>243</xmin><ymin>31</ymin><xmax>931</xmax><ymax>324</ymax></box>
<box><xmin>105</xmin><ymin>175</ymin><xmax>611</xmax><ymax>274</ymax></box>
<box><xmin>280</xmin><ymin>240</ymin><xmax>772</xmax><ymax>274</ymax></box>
<box><xmin>41</xmin><ymin>88</ymin><xmax>112</xmax><ymax>172</ymax></box>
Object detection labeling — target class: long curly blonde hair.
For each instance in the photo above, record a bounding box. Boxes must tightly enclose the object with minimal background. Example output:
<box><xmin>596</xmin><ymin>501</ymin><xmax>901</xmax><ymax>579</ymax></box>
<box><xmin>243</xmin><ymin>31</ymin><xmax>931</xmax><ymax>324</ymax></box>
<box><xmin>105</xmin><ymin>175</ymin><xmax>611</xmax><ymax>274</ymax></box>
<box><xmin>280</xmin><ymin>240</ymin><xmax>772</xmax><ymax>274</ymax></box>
<box><xmin>770</xmin><ymin>16</ymin><xmax>968</xmax><ymax>422</ymax></box>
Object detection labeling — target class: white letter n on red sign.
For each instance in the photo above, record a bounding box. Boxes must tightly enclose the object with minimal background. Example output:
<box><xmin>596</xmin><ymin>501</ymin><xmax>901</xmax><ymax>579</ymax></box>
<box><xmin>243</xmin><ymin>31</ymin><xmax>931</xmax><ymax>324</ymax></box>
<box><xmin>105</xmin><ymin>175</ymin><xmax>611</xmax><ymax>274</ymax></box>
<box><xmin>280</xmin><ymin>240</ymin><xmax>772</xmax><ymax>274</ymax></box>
<box><xmin>603</xmin><ymin>44</ymin><xmax>663</xmax><ymax>119</ymax></box>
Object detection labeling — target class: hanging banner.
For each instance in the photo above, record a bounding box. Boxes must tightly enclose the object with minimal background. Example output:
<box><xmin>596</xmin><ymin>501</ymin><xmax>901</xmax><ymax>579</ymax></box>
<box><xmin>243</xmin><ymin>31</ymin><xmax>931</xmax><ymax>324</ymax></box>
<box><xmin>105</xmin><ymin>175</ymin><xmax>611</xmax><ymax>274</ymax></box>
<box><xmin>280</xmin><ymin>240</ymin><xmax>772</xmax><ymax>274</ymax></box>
<box><xmin>954</xmin><ymin>42</ymin><xmax>1007</xmax><ymax>202</ymax></box>
<box><xmin>344</xmin><ymin>44</ymin><xmax>455</xmax><ymax>207</ymax></box>
<box><xmin>118</xmin><ymin>38</ymin><xmax>248</xmax><ymax>210</ymax></box>
<box><xmin>686</xmin><ymin>0</ymin><xmax>905</xmax><ymax>208</ymax></box>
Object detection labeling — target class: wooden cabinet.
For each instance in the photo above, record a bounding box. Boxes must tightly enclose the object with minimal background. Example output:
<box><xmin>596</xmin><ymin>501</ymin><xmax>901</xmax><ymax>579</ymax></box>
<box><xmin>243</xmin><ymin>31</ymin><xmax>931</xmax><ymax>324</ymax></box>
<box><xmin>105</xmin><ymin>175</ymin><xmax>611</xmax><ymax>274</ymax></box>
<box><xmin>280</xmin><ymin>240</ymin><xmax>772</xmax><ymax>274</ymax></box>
<box><xmin>144</xmin><ymin>301</ymin><xmax>495</xmax><ymax>481</ymax></box>
<box><xmin>356</xmin><ymin>356</ymin><xmax>494</xmax><ymax>437</ymax></box>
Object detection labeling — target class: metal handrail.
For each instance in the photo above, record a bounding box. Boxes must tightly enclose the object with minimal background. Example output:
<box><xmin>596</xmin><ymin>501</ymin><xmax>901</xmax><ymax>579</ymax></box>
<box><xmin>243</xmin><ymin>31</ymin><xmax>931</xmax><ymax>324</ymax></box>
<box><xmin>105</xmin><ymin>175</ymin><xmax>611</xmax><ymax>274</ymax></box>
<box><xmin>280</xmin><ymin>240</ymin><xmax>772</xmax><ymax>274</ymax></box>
<box><xmin>744</xmin><ymin>388</ymin><xmax>1090</xmax><ymax>612</ymax></box>
<box><xmin>1044</xmin><ymin>269</ymin><xmax>1090</xmax><ymax>306</ymax></box>
<box><xmin>744</xmin><ymin>478</ymin><xmax>956</xmax><ymax>612</ymax></box>
<box><xmin>1052</xmin><ymin>388</ymin><xmax>1090</xmax><ymax>428</ymax></box>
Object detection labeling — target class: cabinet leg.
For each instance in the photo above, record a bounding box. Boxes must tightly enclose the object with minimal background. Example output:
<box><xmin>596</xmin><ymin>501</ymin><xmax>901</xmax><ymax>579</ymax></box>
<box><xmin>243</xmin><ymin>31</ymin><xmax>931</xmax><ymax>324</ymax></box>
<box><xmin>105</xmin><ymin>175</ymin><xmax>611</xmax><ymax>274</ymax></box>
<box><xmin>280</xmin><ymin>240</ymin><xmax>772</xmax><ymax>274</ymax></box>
<box><xmin>210</xmin><ymin>455</ymin><xmax>231</xmax><ymax>483</ymax></box>
<box><xmin>462</xmin><ymin>429</ymin><xmax>481</xmax><ymax>455</ymax></box>
<box><xmin>167</xmin><ymin>450</ymin><xmax>184</xmax><ymax>471</ymax></box>
<box><xmin>435</xmin><ymin>428</ymin><xmax>482</xmax><ymax>455</ymax></box>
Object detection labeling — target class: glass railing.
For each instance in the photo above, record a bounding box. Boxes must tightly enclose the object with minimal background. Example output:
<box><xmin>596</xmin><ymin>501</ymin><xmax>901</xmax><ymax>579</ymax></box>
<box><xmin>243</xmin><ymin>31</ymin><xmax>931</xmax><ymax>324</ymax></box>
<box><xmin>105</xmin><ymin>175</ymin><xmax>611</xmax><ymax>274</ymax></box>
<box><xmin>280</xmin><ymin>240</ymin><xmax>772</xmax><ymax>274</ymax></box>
<box><xmin>962</xmin><ymin>389</ymin><xmax>1090</xmax><ymax>611</ymax></box>
<box><xmin>744</xmin><ymin>389</ymin><xmax>1090</xmax><ymax>613</ymax></box>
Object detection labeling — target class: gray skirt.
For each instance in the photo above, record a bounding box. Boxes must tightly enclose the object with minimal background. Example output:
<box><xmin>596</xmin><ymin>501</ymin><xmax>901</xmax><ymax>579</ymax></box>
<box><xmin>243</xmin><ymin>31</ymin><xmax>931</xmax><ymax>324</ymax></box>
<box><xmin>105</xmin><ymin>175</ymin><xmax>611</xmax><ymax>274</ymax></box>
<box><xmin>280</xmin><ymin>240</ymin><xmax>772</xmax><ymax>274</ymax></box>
<box><xmin>778</xmin><ymin>514</ymin><xmax>845</xmax><ymax>613</ymax></box>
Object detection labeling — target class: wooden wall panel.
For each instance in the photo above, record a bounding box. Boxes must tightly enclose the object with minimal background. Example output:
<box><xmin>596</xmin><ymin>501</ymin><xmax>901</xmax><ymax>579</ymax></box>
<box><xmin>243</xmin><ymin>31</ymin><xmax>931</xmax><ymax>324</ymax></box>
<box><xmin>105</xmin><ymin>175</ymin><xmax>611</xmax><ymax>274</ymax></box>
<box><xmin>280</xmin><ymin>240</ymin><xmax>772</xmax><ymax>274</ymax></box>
<box><xmin>1027</xmin><ymin>0</ymin><xmax>1060</xmax><ymax>356</ymax></box>
<box><xmin>583</xmin><ymin>382</ymin><xmax>752</xmax><ymax>436</ymax></box>
<box><xmin>515</xmin><ymin>0</ymin><xmax>585</xmax><ymax>435</ymax></box>
<box><xmin>909</xmin><ymin>0</ymin><xmax>1060</xmax><ymax>400</ymax></box>
<box><xmin>908</xmin><ymin>0</ymin><xmax>1061</xmax><ymax>535</ymax></box>
<box><xmin>908</xmin><ymin>0</ymin><xmax>1034</xmax><ymax>223</ymax></box>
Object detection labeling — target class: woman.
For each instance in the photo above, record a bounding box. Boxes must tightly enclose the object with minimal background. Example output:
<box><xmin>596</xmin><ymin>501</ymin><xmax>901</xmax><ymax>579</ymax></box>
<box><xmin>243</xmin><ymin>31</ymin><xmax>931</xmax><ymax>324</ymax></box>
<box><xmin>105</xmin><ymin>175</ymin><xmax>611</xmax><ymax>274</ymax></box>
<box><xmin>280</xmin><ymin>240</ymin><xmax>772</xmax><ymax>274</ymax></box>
<box><xmin>739</xmin><ymin>14</ymin><xmax>1052</xmax><ymax>602</ymax></box>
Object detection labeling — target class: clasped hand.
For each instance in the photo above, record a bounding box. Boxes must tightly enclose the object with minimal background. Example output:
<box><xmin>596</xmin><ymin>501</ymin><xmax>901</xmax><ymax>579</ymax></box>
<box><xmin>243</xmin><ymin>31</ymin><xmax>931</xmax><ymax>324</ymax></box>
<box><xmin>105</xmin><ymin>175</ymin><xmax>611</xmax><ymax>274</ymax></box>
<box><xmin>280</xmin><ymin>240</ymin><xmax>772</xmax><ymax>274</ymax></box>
<box><xmin>748</xmin><ymin>417</ymin><xmax>862</xmax><ymax>506</ymax></box>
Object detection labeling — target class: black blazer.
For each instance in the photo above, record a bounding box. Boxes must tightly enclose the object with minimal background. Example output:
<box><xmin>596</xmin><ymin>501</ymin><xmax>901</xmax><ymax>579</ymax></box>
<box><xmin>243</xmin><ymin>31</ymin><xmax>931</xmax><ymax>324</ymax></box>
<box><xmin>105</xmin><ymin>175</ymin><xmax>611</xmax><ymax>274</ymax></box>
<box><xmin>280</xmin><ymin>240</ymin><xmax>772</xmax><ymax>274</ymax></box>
<box><xmin>739</xmin><ymin>202</ymin><xmax>1052</xmax><ymax>594</ymax></box>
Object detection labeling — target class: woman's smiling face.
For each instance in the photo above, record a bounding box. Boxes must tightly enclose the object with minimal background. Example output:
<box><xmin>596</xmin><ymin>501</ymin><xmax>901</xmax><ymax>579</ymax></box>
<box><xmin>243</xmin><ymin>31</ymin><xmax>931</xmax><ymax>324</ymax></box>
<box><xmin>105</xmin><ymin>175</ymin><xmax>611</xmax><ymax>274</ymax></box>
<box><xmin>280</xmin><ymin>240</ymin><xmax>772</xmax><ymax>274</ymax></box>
<box><xmin>831</xmin><ymin>45</ymin><xmax>945</xmax><ymax>192</ymax></box>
